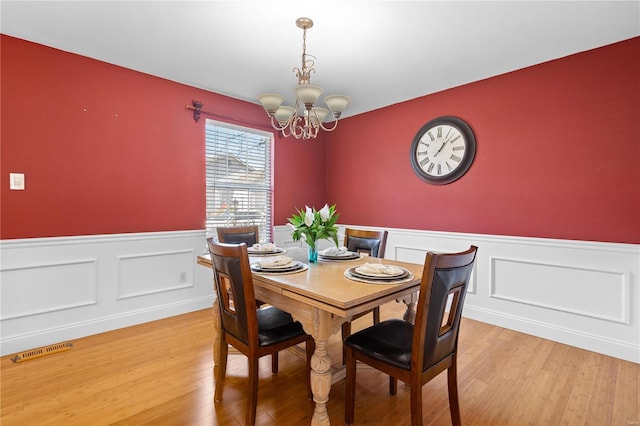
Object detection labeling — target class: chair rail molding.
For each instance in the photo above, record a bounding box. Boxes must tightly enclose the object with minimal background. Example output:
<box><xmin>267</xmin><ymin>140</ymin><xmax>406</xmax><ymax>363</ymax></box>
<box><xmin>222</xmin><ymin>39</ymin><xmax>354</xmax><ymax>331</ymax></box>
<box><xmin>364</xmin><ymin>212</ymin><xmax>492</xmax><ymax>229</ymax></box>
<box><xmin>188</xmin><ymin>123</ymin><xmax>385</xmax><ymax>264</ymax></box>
<box><xmin>0</xmin><ymin>230</ymin><xmax>214</xmax><ymax>356</ymax></box>
<box><xmin>274</xmin><ymin>225</ymin><xmax>640</xmax><ymax>363</ymax></box>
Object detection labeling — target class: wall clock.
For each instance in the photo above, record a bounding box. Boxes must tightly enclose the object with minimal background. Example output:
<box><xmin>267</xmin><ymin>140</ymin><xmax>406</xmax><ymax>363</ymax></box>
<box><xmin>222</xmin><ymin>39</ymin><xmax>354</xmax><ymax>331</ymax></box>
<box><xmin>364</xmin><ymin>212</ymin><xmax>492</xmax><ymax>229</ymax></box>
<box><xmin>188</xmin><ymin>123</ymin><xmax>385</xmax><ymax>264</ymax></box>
<box><xmin>409</xmin><ymin>116</ymin><xmax>476</xmax><ymax>185</ymax></box>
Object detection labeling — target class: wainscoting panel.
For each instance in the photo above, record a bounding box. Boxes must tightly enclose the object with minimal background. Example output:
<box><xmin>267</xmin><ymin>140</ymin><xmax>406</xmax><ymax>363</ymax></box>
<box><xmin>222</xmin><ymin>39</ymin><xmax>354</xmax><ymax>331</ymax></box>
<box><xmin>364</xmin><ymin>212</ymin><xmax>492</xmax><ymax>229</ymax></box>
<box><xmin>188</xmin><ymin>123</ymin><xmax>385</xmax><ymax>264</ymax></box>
<box><xmin>273</xmin><ymin>225</ymin><xmax>639</xmax><ymax>363</ymax></box>
<box><xmin>491</xmin><ymin>256</ymin><xmax>628</xmax><ymax>324</ymax></box>
<box><xmin>117</xmin><ymin>250</ymin><xmax>194</xmax><ymax>299</ymax></box>
<box><xmin>0</xmin><ymin>231</ymin><xmax>214</xmax><ymax>356</ymax></box>
<box><xmin>1</xmin><ymin>259</ymin><xmax>98</xmax><ymax>320</ymax></box>
<box><xmin>394</xmin><ymin>245</ymin><xmax>477</xmax><ymax>294</ymax></box>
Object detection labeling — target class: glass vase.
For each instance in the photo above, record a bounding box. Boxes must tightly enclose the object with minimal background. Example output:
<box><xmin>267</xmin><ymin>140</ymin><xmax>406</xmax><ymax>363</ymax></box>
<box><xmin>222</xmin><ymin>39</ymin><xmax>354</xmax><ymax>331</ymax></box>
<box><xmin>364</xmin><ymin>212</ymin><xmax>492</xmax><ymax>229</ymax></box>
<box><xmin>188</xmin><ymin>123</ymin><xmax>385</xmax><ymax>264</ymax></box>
<box><xmin>307</xmin><ymin>241</ymin><xmax>319</xmax><ymax>264</ymax></box>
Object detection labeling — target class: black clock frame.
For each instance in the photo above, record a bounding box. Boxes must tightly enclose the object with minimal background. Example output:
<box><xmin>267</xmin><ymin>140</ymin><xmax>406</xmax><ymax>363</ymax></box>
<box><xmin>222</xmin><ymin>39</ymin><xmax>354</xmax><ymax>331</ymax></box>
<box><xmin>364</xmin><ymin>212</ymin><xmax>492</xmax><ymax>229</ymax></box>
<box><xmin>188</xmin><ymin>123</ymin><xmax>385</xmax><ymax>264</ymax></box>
<box><xmin>409</xmin><ymin>116</ymin><xmax>476</xmax><ymax>185</ymax></box>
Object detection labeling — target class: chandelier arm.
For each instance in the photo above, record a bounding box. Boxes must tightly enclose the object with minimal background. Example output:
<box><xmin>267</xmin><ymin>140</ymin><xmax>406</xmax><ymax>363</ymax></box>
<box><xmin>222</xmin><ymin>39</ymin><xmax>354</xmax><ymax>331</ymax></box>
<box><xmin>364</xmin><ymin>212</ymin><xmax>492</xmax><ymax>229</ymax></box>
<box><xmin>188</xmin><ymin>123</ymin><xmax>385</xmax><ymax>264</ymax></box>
<box><xmin>318</xmin><ymin>119</ymin><xmax>339</xmax><ymax>132</ymax></box>
<box><xmin>267</xmin><ymin>114</ymin><xmax>289</xmax><ymax>132</ymax></box>
<box><xmin>280</xmin><ymin>125</ymin><xmax>292</xmax><ymax>138</ymax></box>
<box><xmin>290</xmin><ymin>116</ymin><xmax>304</xmax><ymax>139</ymax></box>
<box><xmin>310</xmin><ymin>124</ymin><xmax>319</xmax><ymax>139</ymax></box>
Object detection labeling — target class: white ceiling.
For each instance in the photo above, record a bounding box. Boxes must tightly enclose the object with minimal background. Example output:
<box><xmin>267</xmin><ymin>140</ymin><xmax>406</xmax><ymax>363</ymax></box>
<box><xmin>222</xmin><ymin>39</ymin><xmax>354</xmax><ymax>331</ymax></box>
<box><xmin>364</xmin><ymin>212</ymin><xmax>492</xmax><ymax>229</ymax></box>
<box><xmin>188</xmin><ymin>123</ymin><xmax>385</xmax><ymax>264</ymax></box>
<box><xmin>2</xmin><ymin>1</ymin><xmax>639</xmax><ymax>118</ymax></box>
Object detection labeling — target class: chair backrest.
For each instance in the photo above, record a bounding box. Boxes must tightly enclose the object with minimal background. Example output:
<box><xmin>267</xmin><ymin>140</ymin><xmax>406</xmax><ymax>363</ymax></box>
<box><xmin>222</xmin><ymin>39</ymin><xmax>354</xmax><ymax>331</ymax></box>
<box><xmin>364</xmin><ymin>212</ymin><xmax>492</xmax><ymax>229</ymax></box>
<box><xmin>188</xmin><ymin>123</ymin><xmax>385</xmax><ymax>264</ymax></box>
<box><xmin>413</xmin><ymin>246</ymin><xmax>478</xmax><ymax>372</ymax></box>
<box><xmin>343</xmin><ymin>228</ymin><xmax>388</xmax><ymax>258</ymax></box>
<box><xmin>216</xmin><ymin>225</ymin><xmax>259</xmax><ymax>246</ymax></box>
<box><xmin>207</xmin><ymin>238</ymin><xmax>258</xmax><ymax>346</ymax></box>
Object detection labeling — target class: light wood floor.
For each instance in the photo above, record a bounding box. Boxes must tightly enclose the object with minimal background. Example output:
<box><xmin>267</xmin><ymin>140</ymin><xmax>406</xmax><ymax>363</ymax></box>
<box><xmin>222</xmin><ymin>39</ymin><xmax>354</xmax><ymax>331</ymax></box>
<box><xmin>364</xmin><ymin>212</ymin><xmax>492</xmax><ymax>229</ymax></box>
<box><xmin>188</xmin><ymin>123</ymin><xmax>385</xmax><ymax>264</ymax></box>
<box><xmin>2</xmin><ymin>302</ymin><xmax>638</xmax><ymax>425</ymax></box>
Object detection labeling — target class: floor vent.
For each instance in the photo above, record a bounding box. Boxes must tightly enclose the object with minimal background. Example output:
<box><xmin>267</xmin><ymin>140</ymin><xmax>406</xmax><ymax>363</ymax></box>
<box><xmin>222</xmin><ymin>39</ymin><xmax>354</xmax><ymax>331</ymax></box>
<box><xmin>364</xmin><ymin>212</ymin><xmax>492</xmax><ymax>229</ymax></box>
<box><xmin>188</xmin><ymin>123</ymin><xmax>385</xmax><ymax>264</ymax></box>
<box><xmin>11</xmin><ymin>342</ymin><xmax>73</xmax><ymax>363</ymax></box>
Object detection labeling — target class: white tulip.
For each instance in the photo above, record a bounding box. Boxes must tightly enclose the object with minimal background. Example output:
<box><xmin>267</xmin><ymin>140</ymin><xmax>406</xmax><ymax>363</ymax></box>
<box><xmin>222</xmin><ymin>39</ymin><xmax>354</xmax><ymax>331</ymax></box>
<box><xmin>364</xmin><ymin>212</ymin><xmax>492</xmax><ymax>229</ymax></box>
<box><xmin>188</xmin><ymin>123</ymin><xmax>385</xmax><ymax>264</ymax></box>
<box><xmin>304</xmin><ymin>206</ymin><xmax>314</xmax><ymax>227</ymax></box>
<box><xmin>319</xmin><ymin>204</ymin><xmax>331</xmax><ymax>221</ymax></box>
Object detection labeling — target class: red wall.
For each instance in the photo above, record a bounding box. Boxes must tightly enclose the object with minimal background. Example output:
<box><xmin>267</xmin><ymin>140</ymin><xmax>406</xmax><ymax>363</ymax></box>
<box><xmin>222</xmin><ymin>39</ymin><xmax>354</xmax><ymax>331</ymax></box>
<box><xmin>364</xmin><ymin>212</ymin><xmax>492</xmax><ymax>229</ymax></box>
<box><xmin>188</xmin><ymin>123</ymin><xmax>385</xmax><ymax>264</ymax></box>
<box><xmin>326</xmin><ymin>37</ymin><xmax>640</xmax><ymax>244</ymax></box>
<box><xmin>2</xmin><ymin>35</ymin><xmax>638</xmax><ymax>244</ymax></box>
<box><xmin>0</xmin><ymin>35</ymin><xmax>326</xmax><ymax>239</ymax></box>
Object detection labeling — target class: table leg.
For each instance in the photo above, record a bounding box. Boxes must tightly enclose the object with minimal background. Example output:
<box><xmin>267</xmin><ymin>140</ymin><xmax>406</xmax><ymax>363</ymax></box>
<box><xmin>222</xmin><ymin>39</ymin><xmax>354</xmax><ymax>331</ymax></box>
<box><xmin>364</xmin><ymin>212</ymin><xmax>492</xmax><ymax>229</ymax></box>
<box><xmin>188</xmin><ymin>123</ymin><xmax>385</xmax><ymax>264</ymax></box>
<box><xmin>310</xmin><ymin>308</ymin><xmax>333</xmax><ymax>426</ymax></box>
<box><xmin>310</xmin><ymin>340</ymin><xmax>331</xmax><ymax>425</ymax></box>
<box><xmin>295</xmin><ymin>307</ymin><xmax>339</xmax><ymax>426</ymax></box>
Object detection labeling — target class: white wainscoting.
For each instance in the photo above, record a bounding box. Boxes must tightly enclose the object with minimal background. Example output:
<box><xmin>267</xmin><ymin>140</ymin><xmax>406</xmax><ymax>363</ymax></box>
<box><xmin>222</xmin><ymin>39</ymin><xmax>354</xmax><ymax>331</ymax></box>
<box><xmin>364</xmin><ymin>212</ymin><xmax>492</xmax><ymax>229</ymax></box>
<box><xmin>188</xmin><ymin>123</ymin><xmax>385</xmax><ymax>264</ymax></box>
<box><xmin>0</xmin><ymin>230</ymin><xmax>214</xmax><ymax>356</ymax></box>
<box><xmin>3</xmin><ymin>228</ymin><xmax>638</xmax><ymax>363</ymax></box>
<box><xmin>274</xmin><ymin>225</ymin><xmax>640</xmax><ymax>363</ymax></box>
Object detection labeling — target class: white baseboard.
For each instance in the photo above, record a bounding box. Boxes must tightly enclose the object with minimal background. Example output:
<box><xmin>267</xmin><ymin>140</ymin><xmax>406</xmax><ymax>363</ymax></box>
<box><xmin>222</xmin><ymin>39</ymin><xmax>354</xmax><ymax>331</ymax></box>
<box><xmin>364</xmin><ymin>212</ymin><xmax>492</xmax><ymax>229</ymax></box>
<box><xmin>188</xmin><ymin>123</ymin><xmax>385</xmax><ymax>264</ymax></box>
<box><xmin>464</xmin><ymin>305</ymin><xmax>639</xmax><ymax>364</ymax></box>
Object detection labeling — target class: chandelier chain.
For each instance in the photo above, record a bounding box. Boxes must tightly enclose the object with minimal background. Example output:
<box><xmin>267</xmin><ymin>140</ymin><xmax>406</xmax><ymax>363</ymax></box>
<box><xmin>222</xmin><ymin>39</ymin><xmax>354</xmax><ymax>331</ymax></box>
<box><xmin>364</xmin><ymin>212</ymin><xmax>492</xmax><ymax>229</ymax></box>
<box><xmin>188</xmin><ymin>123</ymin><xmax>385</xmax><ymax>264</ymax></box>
<box><xmin>295</xmin><ymin>25</ymin><xmax>315</xmax><ymax>86</ymax></box>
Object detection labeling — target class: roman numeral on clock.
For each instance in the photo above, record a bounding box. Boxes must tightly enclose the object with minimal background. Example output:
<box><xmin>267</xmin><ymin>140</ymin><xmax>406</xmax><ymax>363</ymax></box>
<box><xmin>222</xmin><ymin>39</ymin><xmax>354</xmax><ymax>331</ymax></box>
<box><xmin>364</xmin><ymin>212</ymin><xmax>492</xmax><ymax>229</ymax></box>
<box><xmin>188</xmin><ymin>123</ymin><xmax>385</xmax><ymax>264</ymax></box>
<box><xmin>449</xmin><ymin>135</ymin><xmax>461</xmax><ymax>144</ymax></box>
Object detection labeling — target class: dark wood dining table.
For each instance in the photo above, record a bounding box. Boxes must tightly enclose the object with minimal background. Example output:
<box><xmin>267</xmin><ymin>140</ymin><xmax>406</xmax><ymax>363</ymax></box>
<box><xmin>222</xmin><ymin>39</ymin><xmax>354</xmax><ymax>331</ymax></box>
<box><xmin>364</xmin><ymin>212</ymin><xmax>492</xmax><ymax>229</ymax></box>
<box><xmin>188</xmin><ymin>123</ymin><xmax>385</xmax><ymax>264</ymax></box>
<box><xmin>197</xmin><ymin>247</ymin><xmax>422</xmax><ymax>426</ymax></box>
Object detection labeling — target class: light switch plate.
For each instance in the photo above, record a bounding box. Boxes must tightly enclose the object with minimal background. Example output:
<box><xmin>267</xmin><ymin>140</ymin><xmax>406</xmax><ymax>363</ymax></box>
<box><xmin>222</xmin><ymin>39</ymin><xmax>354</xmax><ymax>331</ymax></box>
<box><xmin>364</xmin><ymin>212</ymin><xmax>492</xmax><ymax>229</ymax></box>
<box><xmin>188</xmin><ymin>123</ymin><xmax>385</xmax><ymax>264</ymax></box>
<box><xmin>10</xmin><ymin>173</ymin><xmax>25</xmax><ymax>190</ymax></box>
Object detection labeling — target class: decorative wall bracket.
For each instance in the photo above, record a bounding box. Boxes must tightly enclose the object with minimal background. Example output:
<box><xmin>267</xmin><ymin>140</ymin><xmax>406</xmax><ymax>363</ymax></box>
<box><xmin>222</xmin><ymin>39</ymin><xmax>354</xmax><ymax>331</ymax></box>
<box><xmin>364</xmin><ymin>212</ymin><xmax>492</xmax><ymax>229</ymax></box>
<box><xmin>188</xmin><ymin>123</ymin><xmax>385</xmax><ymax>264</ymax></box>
<box><xmin>186</xmin><ymin>100</ymin><xmax>203</xmax><ymax>122</ymax></box>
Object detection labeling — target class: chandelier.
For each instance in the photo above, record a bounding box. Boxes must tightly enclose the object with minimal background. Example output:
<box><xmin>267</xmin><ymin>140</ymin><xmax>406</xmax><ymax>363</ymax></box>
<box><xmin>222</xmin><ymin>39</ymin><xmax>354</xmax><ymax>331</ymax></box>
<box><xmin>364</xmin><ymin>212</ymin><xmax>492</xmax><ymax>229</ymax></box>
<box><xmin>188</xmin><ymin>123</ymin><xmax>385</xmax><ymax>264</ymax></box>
<box><xmin>258</xmin><ymin>17</ymin><xmax>350</xmax><ymax>140</ymax></box>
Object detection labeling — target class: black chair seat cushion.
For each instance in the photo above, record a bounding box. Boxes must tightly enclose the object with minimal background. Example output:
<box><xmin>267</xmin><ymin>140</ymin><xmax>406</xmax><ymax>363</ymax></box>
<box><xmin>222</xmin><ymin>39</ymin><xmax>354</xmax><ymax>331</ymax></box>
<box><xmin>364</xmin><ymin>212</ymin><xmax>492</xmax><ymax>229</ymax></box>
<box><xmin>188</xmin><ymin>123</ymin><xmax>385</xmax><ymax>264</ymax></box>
<box><xmin>344</xmin><ymin>319</ymin><xmax>413</xmax><ymax>370</ymax></box>
<box><xmin>257</xmin><ymin>306</ymin><xmax>306</xmax><ymax>346</ymax></box>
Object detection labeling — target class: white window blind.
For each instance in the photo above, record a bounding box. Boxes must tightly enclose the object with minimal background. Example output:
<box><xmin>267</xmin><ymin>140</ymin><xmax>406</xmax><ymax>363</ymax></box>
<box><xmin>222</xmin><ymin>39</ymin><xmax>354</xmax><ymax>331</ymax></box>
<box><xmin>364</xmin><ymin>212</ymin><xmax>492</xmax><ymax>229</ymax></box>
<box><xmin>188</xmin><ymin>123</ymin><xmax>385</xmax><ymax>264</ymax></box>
<box><xmin>205</xmin><ymin>120</ymin><xmax>273</xmax><ymax>243</ymax></box>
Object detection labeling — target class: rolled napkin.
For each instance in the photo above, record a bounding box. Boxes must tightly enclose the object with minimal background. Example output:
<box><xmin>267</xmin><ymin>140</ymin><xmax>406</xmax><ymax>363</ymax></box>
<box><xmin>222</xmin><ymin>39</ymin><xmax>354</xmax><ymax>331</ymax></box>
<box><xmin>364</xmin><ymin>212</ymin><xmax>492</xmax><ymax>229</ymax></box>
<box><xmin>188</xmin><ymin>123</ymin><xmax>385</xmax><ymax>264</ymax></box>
<box><xmin>356</xmin><ymin>263</ymin><xmax>404</xmax><ymax>276</ymax></box>
<box><xmin>321</xmin><ymin>246</ymin><xmax>349</xmax><ymax>256</ymax></box>
<box><xmin>251</xmin><ymin>242</ymin><xmax>277</xmax><ymax>252</ymax></box>
<box><xmin>257</xmin><ymin>256</ymin><xmax>294</xmax><ymax>269</ymax></box>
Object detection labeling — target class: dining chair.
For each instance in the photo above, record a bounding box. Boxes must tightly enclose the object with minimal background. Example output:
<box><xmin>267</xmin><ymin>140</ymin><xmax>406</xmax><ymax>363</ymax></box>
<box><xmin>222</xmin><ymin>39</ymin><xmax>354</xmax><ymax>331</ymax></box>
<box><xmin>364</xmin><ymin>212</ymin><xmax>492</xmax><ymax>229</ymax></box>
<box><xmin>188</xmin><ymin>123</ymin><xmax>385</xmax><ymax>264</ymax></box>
<box><xmin>344</xmin><ymin>246</ymin><xmax>478</xmax><ymax>426</ymax></box>
<box><xmin>341</xmin><ymin>228</ymin><xmax>388</xmax><ymax>363</ymax></box>
<box><xmin>216</xmin><ymin>225</ymin><xmax>266</xmax><ymax>307</ymax></box>
<box><xmin>207</xmin><ymin>239</ymin><xmax>315</xmax><ymax>426</ymax></box>
<box><xmin>344</xmin><ymin>228</ymin><xmax>387</xmax><ymax>258</ymax></box>
<box><xmin>216</xmin><ymin>225</ymin><xmax>259</xmax><ymax>245</ymax></box>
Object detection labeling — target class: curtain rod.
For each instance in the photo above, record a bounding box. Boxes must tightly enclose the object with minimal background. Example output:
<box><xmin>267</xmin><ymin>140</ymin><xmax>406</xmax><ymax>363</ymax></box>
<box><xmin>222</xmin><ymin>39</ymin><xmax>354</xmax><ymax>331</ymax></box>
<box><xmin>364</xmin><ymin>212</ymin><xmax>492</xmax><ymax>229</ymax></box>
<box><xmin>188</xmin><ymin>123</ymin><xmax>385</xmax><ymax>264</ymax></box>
<box><xmin>185</xmin><ymin>100</ymin><xmax>276</xmax><ymax>133</ymax></box>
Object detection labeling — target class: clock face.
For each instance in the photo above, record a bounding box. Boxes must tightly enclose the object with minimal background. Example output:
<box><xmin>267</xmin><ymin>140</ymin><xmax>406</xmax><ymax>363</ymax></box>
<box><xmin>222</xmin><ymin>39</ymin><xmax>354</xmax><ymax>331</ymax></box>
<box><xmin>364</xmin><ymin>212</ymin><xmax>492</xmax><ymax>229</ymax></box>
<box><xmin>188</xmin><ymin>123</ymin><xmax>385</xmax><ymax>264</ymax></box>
<box><xmin>409</xmin><ymin>116</ymin><xmax>476</xmax><ymax>185</ymax></box>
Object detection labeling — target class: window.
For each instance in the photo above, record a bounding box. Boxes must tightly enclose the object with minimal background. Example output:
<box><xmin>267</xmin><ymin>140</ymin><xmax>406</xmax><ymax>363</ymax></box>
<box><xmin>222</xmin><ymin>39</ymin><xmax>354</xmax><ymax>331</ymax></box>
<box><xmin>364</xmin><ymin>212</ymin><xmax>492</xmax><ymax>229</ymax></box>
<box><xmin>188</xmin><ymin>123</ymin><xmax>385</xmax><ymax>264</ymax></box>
<box><xmin>205</xmin><ymin>120</ymin><xmax>273</xmax><ymax>243</ymax></box>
